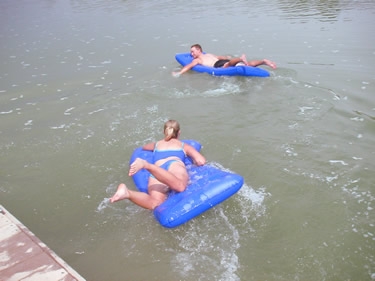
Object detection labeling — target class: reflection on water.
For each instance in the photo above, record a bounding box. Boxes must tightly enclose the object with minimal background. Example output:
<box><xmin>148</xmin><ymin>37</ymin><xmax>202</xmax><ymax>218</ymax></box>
<box><xmin>277</xmin><ymin>0</ymin><xmax>374</xmax><ymax>23</ymax></box>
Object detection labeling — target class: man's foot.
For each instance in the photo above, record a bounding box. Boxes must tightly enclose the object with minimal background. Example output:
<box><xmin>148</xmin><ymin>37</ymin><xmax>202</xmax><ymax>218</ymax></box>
<box><xmin>110</xmin><ymin>183</ymin><xmax>130</xmax><ymax>203</ymax></box>
<box><xmin>240</xmin><ymin>54</ymin><xmax>248</xmax><ymax>66</ymax></box>
<box><xmin>264</xmin><ymin>59</ymin><xmax>277</xmax><ymax>69</ymax></box>
<box><xmin>129</xmin><ymin>158</ymin><xmax>147</xmax><ymax>176</ymax></box>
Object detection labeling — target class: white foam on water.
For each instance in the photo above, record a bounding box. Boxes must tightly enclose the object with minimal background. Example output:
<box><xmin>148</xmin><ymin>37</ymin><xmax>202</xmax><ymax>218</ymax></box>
<box><xmin>88</xmin><ymin>108</ymin><xmax>104</xmax><ymax>115</ymax></box>
<box><xmin>64</xmin><ymin>107</ymin><xmax>75</xmax><ymax>115</ymax></box>
<box><xmin>329</xmin><ymin>160</ymin><xmax>349</xmax><ymax>166</ymax></box>
<box><xmin>237</xmin><ymin>183</ymin><xmax>269</xmax><ymax>224</ymax></box>
<box><xmin>201</xmin><ymin>80</ymin><xmax>241</xmax><ymax>97</ymax></box>
<box><xmin>50</xmin><ymin>124</ymin><xmax>66</xmax><ymax>129</ymax></box>
<box><xmin>170</xmin><ymin>162</ymin><xmax>269</xmax><ymax>280</ymax></box>
<box><xmin>97</xmin><ymin>183</ymin><xmax>122</xmax><ymax>213</ymax></box>
<box><xmin>350</xmin><ymin>117</ymin><xmax>364</xmax><ymax>122</ymax></box>
<box><xmin>0</xmin><ymin>110</ymin><xmax>13</xmax><ymax>115</ymax></box>
<box><xmin>24</xmin><ymin>120</ymin><xmax>33</xmax><ymax>126</ymax></box>
<box><xmin>298</xmin><ymin>106</ymin><xmax>314</xmax><ymax>115</ymax></box>
<box><xmin>172</xmin><ymin>186</ymin><xmax>267</xmax><ymax>281</ymax></box>
<box><xmin>172</xmin><ymin>207</ymin><xmax>241</xmax><ymax>281</ymax></box>
<box><xmin>97</xmin><ymin>197</ymin><xmax>111</xmax><ymax>213</ymax></box>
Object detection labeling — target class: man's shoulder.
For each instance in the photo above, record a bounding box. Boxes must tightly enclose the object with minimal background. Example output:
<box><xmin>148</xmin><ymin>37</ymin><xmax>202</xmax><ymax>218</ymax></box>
<box><xmin>202</xmin><ymin>53</ymin><xmax>217</xmax><ymax>58</ymax></box>
<box><xmin>192</xmin><ymin>56</ymin><xmax>204</xmax><ymax>64</ymax></box>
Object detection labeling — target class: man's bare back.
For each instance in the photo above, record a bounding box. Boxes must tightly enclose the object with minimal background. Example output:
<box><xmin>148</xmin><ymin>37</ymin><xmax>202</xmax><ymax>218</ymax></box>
<box><xmin>196</xmin><ymin>53</ymin><xmax>220</xmax><ymax>67</ymax></box>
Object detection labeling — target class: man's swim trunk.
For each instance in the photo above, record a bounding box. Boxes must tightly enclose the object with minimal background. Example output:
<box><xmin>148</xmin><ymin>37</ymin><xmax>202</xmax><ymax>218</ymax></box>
<box><xmin>214</xmin><ymin>59</ymin><xmax>230</xmax><ymax>68</ymax></box>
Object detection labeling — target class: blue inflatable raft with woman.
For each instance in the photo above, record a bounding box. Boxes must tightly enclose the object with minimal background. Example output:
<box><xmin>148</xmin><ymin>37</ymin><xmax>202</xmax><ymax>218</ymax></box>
<box><xmin>110</xmin><ymin>120</ymin><xmax>243</xmax><ymax>228</ymax></box>
<box><xmin>130</xmin><ymin>139</ymin><xmax>244</xmax><ymax>228</ymax></box>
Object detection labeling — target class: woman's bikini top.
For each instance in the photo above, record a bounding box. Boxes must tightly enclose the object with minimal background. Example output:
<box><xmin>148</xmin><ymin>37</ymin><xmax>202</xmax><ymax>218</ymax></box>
<box><xmin>153</xmin><ymin>141</ymin><xmax>186</xmax><ymax>163</ymax></box>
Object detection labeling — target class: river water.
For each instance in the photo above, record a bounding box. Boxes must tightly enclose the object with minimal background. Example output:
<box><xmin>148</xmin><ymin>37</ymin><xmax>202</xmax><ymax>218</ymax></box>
<box><xmin>1</xmin><ymin>0</ymin><xmax>375</xmax><ymax>280</ymax></box>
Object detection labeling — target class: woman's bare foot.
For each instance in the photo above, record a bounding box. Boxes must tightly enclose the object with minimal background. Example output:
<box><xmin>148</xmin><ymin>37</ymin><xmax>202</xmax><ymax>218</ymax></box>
<box><xmin>264</xmin><ymin>59</ymin><xmax>277</xmax><ymax>69</ymax></box>
<box><xmin>110</xmin><ymin>183</ymin><xmax>130</xmax><ymax>203</ymax></box>
<box><xmin>129</xmin><ymin>158</ymin><xmax>147</xmax><ymax>176</ymax></box>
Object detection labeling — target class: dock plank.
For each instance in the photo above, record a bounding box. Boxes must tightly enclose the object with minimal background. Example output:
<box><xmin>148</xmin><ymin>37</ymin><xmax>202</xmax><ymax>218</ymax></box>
<box><xmin>0</xmin><ymin>205</ymin><xmax>85</xmax><ymax>281</ymax></box>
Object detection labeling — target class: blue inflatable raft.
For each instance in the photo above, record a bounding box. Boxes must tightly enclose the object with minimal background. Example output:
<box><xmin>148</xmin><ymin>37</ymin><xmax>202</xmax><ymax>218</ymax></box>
<box><xmin>175</xmin><ymin>52</ymin><xmax>270</xmax><ymax>77</ymax></box>
<box><xmin>130</xmin><ymin>140</ymin><xmax>244</xmax><ymax>228</ymax></box>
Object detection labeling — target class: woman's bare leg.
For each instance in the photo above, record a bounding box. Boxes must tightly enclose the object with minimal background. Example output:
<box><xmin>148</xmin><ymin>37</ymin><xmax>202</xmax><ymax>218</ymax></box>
<box><xmin>110</xmin><ymin>183</ymin><xmax>163</xmax><ymax>210</ymax></box>
<box><xmin>110</xmin><ymin>183</ymin><xmax>130</xmax><ymax>202</ymax></box>
<box><xmin>129</xmin><ymin>158</ymin><xmax>186</xmax><ymax>192</ymax></box>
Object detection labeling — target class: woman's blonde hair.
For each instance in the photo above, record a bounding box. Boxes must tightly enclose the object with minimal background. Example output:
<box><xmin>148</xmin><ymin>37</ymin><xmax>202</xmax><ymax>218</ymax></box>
<box><xmin>164</xmin><ymin>120</ymin><xmax>180</xmax><ymax>141</ymax></box>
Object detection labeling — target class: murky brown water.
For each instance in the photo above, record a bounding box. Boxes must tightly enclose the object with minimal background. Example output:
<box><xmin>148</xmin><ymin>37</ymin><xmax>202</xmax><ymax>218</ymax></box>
<box><xmin>1</xmin><ymin>0</ymin><xmax>375</xmax><ymax>280</ymax></box>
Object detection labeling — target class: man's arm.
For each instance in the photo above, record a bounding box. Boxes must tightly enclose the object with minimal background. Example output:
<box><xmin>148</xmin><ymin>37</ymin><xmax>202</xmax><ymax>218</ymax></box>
<box><xmin>172</xmin><ymin>59</ymin><xmax>200</xmax><ymax>77</ymax></box>
<box><xmin>216</xmin><ymin>55</ymin><xmax>231</xmax><ymax>60</ymax></box>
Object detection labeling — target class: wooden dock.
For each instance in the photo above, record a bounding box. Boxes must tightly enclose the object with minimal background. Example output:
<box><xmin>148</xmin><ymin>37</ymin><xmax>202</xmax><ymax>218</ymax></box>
<box><xmin>0</xmin><ymin>205</ymin><xmax>86</xmax><ymax>281</ymax></box>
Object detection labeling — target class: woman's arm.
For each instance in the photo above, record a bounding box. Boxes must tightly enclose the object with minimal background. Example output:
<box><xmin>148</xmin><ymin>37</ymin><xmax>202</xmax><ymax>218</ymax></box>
<box><xmin>184</xmin><ymin>143</ymin><xmax>206</xmax><ymax>166</ymax></box>
<box><xmin>142</xmin><ymin>142</ymin><xmax>155</xmax><ymax>151</ymax></box>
